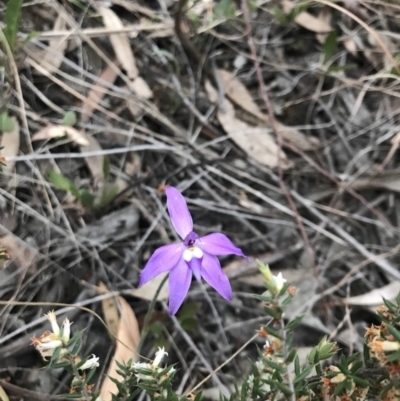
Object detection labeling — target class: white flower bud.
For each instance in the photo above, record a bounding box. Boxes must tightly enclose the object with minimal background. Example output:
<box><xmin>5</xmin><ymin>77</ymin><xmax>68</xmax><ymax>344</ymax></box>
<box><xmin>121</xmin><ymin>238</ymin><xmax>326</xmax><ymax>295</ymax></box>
<box><xmin>37</xmin><ymin>339</ymin><xmax>63</xmax><ymax>350</ymax></box>
<box><xmin>46</xmin><ymin>311</ymin><xmax>60</xmax><ymax>336</ymax></box>
<box><xmin>272</xmin><ymin>272</ymin><xmax>287</xmax><ymax>293</ymax></box>
<box><xmin>79</xmin><ymin>355</ymin><xmax>100</xmax><ymax>370</ymax></box>
<box><xmin>62</xmin><ymin>318</ymin><xmax>71</xmax><ymax>343</ymax></box>
<box><xmin>152</xmin><ymin>347</ymin><xmax>168</xmax><ymax>369</ymax></box>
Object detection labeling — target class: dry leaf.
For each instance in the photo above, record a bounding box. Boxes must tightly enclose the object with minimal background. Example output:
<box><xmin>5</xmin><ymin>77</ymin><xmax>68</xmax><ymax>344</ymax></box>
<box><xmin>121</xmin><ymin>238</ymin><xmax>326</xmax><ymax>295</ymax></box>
<box><xmin>38</xmin><ymin>14</ymin><xmax>69</xmax><ymax>74</ymax></box>
<box><xmin>97</xmin><ymin>5</ymin><xmax>138</xmax><ymax>80</ymax></box>
<box><xmin>81</xmin><ymin>64</ymin><xmax>119</xmax><ymax>123</ymax></box>
<box><xmin>0</xmin><ymin>386</ymin><xmax>9</xmax><ymax>401</ymax></box>
<box><xmin>129</xmin><ymin>76</ymin><xmax>153</xmax><ymax>99</ymax></box>
<box><xmin>217</xmin><ymin>69</ymin><xmax>320</xmax><ymax>150</ymax></box>
<box><xmin>350</xmin><ymin>172</ymin><xmax>400</xmax><ymax>193</ymax></box>
<box><xmin>0</xmin><ymin>117</ymin><xmax>20</xmax><ymax>176</ymax></box>
<box><xmin>344</xmin><ymin>282</ymin><xmax>400</xmax><ymax>307</ymax></box>
<box><xmin>218</xmin><ymin>69</ymin><xmax>263</xmax><ymax>119</ymax></box>
<box><xmin>80</xmin><ymin>135</ymin><xmax>104</xmax><ymax>184</ymax></box>
<box><xmin>282</xmin><ymin>1</ymin><xmax>333</xmax><ymax>33</ymax></box>
<box><xmin>98</xmin><ymin>282</ymin><xmax>120</xmax><ymax>341</ymax></box>
<box><xmin>131</xmin><ymin>272</ymin><xmax>169</xmax><ymax>301</ymax></box>
<box><xmin>205</xmin><ymin>81</ymin><xmax>291</xmax><ymax>169</ymax></box>
<box><xmin>97</xmin><ymin>5</ymin><xmax>152</xmax><ymax>99</ymax></box>
<box><xmin>100</xmin><ymin>296</ymin><xmax>140</xmax><ymax>401</ymax></box>
<box><xmin>0</xmin><ymin>230</ymin><xmax>38</xmax><ymax>271</ymax></box>
<box><xmin>32</xmin><ymin>125</ymin><xmax>89</xmax><ymax>146</ymax></box>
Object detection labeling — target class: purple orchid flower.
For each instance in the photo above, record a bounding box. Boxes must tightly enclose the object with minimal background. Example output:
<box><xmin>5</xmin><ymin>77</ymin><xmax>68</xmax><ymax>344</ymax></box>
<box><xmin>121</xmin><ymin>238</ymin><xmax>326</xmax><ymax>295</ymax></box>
<box><xmin>139</xmin><ymin>186</ymin><xmax>247</xmax><ymax>316</ymax></box>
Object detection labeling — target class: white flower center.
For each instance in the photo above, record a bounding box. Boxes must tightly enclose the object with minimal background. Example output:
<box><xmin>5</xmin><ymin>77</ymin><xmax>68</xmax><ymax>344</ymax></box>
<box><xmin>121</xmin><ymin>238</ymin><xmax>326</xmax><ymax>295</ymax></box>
<box><xmin>183</xmin><ymin>246</ymin><xmax>203</xmax><ymax>262</ymax></box>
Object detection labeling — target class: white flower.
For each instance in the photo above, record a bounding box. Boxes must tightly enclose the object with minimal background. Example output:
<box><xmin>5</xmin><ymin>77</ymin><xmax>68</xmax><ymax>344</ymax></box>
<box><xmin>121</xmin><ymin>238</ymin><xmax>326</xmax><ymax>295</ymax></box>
<box><xmin>62</xmin><ymin>318</ymin><xmax>71</xmax><ymax>343</ymax></box>
<box><xmin>247</xmin><ymin>374</ymin><xmax>254</xmax><ymax>390</ymax></box>
<box><xmin>79</xmin><ymin>354</ymin><xmax>100</xmax><ymax>370</ymax></box>
<box><xmin>152</xmin><ymin>347</ymin><xmax>168</xmax><ymax>369</ymax></box>
<box><xmin>46</xmin><ymin>311</ymin><xmax>60</xmax><ymax>336</ymax></box>
<box><xmin>255</xmin><ymin>360</ymin><xmax>264</xmax><ymax>372</ymax></box>
<box><xmin>273</xmin><ymin>272</ymin><xmax>287</xmax><ymax>293</ymax></box>
<box><xmin>36</xmin><ymin>339</ymin><xmax>63</xmax><ymax>350</ymax></box>
<box><xmin>132</xmin><ymin>361</ymin><xmax>150</xmax><ymax>371</ymax></box>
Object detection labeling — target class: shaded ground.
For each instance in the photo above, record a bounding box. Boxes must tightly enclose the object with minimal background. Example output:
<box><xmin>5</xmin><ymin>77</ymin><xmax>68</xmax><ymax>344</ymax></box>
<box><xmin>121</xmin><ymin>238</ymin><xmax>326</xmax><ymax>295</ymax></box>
<box><xmin>1</xmin><ymin>0</ymin><xmax>400</xmax><ymax>399</ymax></box>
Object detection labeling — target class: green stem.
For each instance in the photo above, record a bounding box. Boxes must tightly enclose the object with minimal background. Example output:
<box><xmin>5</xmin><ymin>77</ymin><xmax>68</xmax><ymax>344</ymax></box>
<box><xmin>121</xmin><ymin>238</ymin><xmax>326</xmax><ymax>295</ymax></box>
<box><xmin>137</xmin><ymin>274</ymin><xmax>168</xmax><ymax>353</ymax></box>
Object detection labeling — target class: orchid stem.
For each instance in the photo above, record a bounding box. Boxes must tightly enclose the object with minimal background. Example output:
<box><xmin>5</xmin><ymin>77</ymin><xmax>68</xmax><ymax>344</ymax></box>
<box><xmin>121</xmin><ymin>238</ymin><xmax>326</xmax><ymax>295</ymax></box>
<box><xmin>138</xmin><ymin>274</ymin><xmax>168</xmax><ymax>353</ymax></box>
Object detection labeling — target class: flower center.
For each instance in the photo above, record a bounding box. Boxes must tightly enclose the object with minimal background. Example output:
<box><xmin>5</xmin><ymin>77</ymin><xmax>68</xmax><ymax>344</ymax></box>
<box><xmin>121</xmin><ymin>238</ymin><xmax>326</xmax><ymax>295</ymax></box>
<box><xmin>183</xmin><ymin>246</ymin><xmax>203</xmax><ymax>262</ymax></box>
<box><xmin>183</xmin><ymin>231</ymin><xmax>199</xmax><ymax>247</ymax></box>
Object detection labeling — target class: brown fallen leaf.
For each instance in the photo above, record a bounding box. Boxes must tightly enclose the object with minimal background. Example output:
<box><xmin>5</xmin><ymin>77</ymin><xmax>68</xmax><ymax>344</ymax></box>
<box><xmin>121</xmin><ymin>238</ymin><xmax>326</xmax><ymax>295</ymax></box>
<box><xmin>100</xmin><ymin>295</ymin><xmax>140</xmax><ymax>401</ymax></box>
<box><xmin>217</xmin><ymin>69</ymin><xmax>320</xmax><ymax>150</ymax></box>
<box><xmin>0</xmin><ymin>117</ymin><xmax>20</xmax><ymax>177</ymax></box>
<box><xmin>38</xmin><ymin>14</ymin><xmax>69</xmax><ymax>74</ymax></box>
<box><xmin>80</xmin><ymin>135</ymin><xmax>104</xmax><ymax>185</ymax></box>
<box><xmin>282</xmin><ymin>1</ymin><xmax>333</xmax><ymax>33</ymax></box>
<box><xmin>205</xmin><ymin>81</ymin><xmax>292</xmax><ymax>169</ymax></box>
<box><xmin>81</xmin><ymin>64</ymin><xmax>119</xmax><ymax>124</ymax></box>
<box><xmin>32</xmin><ymin>125</ymin><xmax>89</xmax><ymax>146</ymax></box>
<box><xmin>0</xmin><ymin>385</ymin><xmax>9</xmax><ymax>401</ymax></box>
<box><xmin>98</xmin><ymin>282</ymin><xmax>120</xmax><ymax>342</ymax></box>
<box><xmin>97</xmin><ymin>5</ymin><xmax>138</xmax><ymax>80</ymax></box>
<box><xmin>344</xmin><ymin>282</ymin><xmax>400</xmax><ymax>307</ymax></box>
<box><xmin>97</xmin><ymin>5</ymin><xmax>152</xmax><ymax>99</ymax></box>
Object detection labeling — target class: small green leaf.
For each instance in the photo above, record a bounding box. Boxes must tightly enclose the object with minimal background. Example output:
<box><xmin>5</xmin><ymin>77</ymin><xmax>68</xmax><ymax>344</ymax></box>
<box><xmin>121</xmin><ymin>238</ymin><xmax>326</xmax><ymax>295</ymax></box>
<box><xmin>23</xmin><ymin>31</ymin><xmax>40</xmax><ymax>44</ymax></box>
<box><xmin>294</xmin><ymin>365</ymin><xmax>314</xmax><ymax>383</ymax></box>
<box><xmin>332</xmin><ymin>379</ymin><xmax>348</xmax><ymax>396</ymax></box>
<box><xmin>62</xmin><ymin>111</ymin><xmax>77</xmax><ymax>127</ymax></box>
<box><xmin>285</xmin><ymin>315</ymin><xmax>304</xmax><ymax>330</ymax></box>
<box><xmin>214</xmin><ymin>0</ymin><xmax>235</xmax><ymax>19</ymax></box>
<box><xmin>352</xmin><ymin>375</ymin><xmax>369</xmax><ymax>388</ymax></box>
<box><xmin>264</xmin><ymin>379</ymin><xmax>292</xmax><ymax>396</ymax></box>
<box><xmin>386</xmin><ymin>349</ymin><xmax>400</xmax><ymax>362</ymax></box>
<box><xmin>2</xmin><ymin>0</ymin><xmax>23</xmax><ymax>52</ymax></box>
<box><xmin>308</xmin><ymin>348</ymin><xmax>317</xmax><ymax>364</ymax></box>
<box><xmin>48</xmin><ymin>172</ymin><xmax>80</xmax><ymax>199</ymax></box>
<box><xmin>71</xmin><ymin>336</ymin><xmax>82</xmax><ymax>355</ymax></box>
<box><xmin>349</xmin><ymin>360</ymin><xmax>363</xmax><ymax>373</ymax></box>
<box><xmin>48</xmin><ymin>346</ymin><xmax>62</xmax><ymax>365</ymax></box>
<box><xmin>323</xmin><ymin>31</ymin><xmax>337</xmax><ymax>64</ymax></box>
<box><xmin>102</xmin><ymin>156</ymin><xmax>110</xmax><ymax>181</ymax></box>
<box><xmin>79</xmin><ymin>189</ymin><xmax>95</xmax><ymax>208</ymax></box>
<box><xmin>383</xmin><ymin>297</ymin><xmax>398</xmax><ymax>314</ymax></box>
<box><xmin>294</xmin><ymin>355</ymin><xmax>300</xmax><ymax>376</ymax></box>
<box><xmin>262</xmin><ymin>325</ymin><xmax>282</xmax><ymax>340</ymax></box>
<box><xmin>0</xmin><ymin>112</ymin><xmax>15</xmax><ymax>132</ymax></box>
<box><xmin>285</xmin><ymin>348</ymin><xmax>297</xmax><ymax>364</ymax></box>
<box><xmin>387</xmin><ymin>324</ymin><xmax>400</xmax><ymax>343</ymax></box>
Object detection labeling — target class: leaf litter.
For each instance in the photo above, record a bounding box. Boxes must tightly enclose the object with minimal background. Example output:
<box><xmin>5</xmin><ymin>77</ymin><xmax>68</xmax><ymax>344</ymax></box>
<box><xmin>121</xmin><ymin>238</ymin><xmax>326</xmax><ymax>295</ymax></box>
<box><xmin>3</xmin><ymin>0</ymin><xmax>400</xmax><ymax>398</ymax></box>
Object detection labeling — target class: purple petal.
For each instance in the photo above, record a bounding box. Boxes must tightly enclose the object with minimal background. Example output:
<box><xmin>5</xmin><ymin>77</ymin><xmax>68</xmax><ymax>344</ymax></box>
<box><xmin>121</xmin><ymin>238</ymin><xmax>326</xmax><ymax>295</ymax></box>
<box><xmin>165</xmin><ymin>186</ymin><xmax>193</xmax><ymax>239</ymax></box>
<box><xmin>187</xmin><ymin>257</ymin><xmax>202</xmax><ymax>281</ymax></box>
<box><xmin>199</xmin><ymin>233</ymin><xmax>247</xmax><ymax>259</ymax></box>
<box><xmin>200</xmin><ymin>252</ymin><xmax>232</xmax><ymax>301</ymax></box>
<box><xmin>168</xmin><ymin>258</ymin><xmax>192</xmax><ymax>315</ymax></box>
<box><xmin>139</xmin><ymin>243</ymin><xmax>183</xmax><ymax>286</ymax></box>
